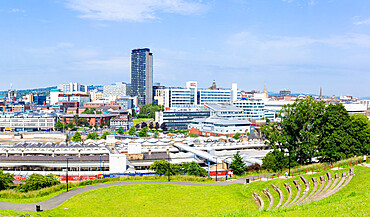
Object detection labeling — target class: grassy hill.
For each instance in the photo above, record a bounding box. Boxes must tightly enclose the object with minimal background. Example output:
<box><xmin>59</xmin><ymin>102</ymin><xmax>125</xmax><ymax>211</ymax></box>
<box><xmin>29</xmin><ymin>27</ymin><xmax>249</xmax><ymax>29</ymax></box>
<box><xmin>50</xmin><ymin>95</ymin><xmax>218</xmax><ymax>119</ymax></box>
<box><xmin>0</xmin><ymin>166</ymin><xmax>368</xmax><ymax>217</ymax></box>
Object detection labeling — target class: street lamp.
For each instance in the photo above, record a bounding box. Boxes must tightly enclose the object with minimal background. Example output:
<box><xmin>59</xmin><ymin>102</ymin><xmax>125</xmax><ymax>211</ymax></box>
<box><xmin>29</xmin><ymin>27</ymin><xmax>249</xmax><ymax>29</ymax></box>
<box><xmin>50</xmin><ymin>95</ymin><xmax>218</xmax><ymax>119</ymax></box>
<box><xmin>66</xmin><ymin>157</ymin><xmax>73</xmax><ymax>192</ymax></box>
<box><xmin>215</xmin><ymin>157</ymin><xmax>218</xmax><ymax>182</ymax></box>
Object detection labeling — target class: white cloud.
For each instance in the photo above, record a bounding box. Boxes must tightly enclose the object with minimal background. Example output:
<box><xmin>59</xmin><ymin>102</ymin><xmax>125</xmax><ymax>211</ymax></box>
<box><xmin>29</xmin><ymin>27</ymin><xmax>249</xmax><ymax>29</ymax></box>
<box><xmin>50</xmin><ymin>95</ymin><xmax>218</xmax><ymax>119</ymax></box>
<box><xmin>354</xmin><ymin>18</ymin><xmax>370</xmax><ymax>25</ymax></box>
<box><xmin>10</xmin><ymin>8</ymin><xmax>25</xmax><ymax>13</ymax></box>
<box><xmin>65</xmin><ymin>0</ymin><xmax>207</xmax><ymax>22</ymax></box>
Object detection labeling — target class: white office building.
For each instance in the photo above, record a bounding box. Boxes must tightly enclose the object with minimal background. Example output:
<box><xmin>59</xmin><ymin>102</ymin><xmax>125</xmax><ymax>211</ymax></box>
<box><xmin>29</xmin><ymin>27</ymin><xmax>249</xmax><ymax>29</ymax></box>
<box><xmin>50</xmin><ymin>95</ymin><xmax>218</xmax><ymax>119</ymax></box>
<box><xmin>161</xmin><ymin>81</ymin><xmax>241</xmax><ymax>108</ymax></box>
<box><xmin>57</xmin><ymin>83</ymin><xmax>87</xmax><ymax>93</ymax></box>
<box><xmin>103</xmin><ymin>82</ymin><xmax>131</xmax><ymax>98</ymax></box>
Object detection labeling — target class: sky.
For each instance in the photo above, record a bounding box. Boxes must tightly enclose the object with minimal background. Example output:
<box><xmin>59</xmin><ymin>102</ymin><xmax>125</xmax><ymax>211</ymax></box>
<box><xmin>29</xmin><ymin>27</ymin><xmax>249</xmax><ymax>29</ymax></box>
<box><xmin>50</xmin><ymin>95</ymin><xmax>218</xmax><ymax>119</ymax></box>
<box><xmin>0</xmin><ymin>0</ymin><xmax>369</xmax><ymax>97</ymax></box>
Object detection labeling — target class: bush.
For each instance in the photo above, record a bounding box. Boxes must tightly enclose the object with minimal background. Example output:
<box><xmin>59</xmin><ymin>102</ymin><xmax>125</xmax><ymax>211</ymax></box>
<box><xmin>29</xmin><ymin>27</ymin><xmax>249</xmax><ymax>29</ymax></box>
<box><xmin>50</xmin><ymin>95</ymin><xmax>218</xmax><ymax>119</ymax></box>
<box><xmin>16</xmin><ymin>174</ymin><xmax>60</xmax><ymax>192</ymax></box>
<box><xmin>247</xmin><ymin>163</ymin><xmax>261</xmax><ymax>173</ymax></box>
<box><xmin>0</xmin><ymin>170</ymin><xmax>14</xmax><ymax>190</ymax></box>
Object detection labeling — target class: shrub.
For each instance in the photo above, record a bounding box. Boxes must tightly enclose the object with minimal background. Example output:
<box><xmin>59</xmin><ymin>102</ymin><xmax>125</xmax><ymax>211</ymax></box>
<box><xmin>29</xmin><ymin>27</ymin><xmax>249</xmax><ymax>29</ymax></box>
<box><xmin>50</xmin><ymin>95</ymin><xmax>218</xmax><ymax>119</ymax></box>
<box><xmin>0</xmin><ymin>170</ymin><xmax>14</xmax><ymax>190</ymax></box>
<box><xmin>247</xmin><ymin>163</ymin><xmax>261</xmax><ymax>173</ymax></box>
<box><xmin>17</xmin><ymin>174</ymin><xmax>60</xmax><ymax>192</ymax></box>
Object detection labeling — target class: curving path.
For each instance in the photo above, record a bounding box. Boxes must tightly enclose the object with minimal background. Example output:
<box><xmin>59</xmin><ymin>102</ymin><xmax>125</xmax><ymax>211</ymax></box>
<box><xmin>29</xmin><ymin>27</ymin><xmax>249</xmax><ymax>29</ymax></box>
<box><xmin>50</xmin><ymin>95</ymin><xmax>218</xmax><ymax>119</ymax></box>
<box><xmin>0</xmin><ymin>174</ymin><xmax>271</xmax><ymax>212</ymax></box>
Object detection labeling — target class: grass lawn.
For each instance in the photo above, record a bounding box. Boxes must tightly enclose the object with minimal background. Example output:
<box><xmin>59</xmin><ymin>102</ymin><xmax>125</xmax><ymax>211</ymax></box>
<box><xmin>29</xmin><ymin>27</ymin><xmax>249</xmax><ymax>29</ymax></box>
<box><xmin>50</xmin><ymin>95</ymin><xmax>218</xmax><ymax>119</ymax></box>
<box><xmin>0</xmin><ymin>166</ymin><xmax>368</xmax><ymax>217</ymax></box>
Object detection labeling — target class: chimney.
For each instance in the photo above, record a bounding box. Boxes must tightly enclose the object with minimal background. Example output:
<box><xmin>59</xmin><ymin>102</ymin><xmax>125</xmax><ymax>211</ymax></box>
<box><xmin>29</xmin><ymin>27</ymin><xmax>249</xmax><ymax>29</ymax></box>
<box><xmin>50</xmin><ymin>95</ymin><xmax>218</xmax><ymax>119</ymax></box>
<box><xmin>6</xmin><ymin>150</ymin><xmax>8</xmax><ymax>157</ymax></box>
<box><xmin>148</xmin><ymin>149</ymin><xmax>152</xmax><ymax>155</ymax></box>
<box><xmin>166</xmin><ymin>149</ymin><xmax>169</xmax><ymax>155</ymax></box>
<box><xmin>78</xmin><ymin>149</ymin><xmax>81</xmax><ymax>158</ymax></box>
<box><xmin>22</xmin><ymin>150</ymin><xmax>24</xmax><ymax>157</ymax></box>
<box><xmin>52</xmin><ymin>150</ymin><xmax>55</xmax><ymax>157</ymax></box>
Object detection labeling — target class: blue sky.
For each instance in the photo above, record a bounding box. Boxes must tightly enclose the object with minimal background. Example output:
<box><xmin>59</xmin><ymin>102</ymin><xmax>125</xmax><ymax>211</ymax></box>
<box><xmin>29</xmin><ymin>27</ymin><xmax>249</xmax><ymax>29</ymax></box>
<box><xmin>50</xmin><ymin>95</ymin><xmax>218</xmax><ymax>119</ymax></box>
<box><xmin>0</xmin><ymin>0</ymin><xmax>369</xmax><ymax>97</ymax></box>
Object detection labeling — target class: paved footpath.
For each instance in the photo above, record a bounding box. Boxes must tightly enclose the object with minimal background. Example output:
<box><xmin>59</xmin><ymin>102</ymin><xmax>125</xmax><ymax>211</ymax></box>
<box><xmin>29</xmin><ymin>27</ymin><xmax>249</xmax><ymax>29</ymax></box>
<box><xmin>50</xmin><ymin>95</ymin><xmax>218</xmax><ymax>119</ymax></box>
<box><xmin>0</xmin><ymin>174</ymin><xmax>272</xmax><ymax>212</ymax></box>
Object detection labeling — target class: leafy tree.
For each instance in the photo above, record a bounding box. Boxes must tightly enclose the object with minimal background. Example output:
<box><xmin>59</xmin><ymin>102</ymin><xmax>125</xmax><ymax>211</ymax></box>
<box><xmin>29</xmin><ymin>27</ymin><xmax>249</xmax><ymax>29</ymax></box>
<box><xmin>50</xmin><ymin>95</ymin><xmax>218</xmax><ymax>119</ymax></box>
<box><xmin>16</xmin><ymin>174</ymin><xmax>59</xmax><ymax>192</ymax></box>
<box><xmin>135</xmin><ymin>123</ymin><xmax>141</xmax><ymax>130</ymax></box>
<box><xmin>262</xmin><ymin>97</ymin><xmax>325</xmax><ymax>165</ymax></box>
<box><xmin>72</xmin><ymin>131</ymin><xmax>82</xmax><ymax>142</ymax></box>
<box><xmin>128</xmin><ymin>126</ymin><xmax>136</xmax><ymax>135</ymax></box>
<box><xmin>155</xmin><ymin>122</ymin><xmax>160</xmax><ymax>130</ymax></box>
<box><xmin>233</xmin><ymin>132</ymin><xmax>242</xmax><ymax>140</ymax></box>
<box><xmin>82</xmin><ymin>108</ymin><xmax>96</xmax><ymax>114</ymax></box>
<box><xmin>318</xmin><ymin>103</ymin><xmax>352</xmax><ymax>163</ymax></box>
<box><xmin>150</xmin><ymin>159</ymin><xmax>181</xmax><ymax>181</ymax></box>
<box><xmin>229</xmin><ymin>151</ymin><xmax>247</xmax><ymax>175</ymax></box>
<box><xmin>348</xmin><ymin>113</ymin><xmax>370</xmax><ymax>156</ymax></box>
<box><xmin>101</xmin><ymin>132</ymin><xmax>110</xmax><ymax>140</ymax></box>
<box><xmin>138</xmin><ymin>103</ymin><xmax>162</xmax><ymax>118</ymax></box>
<box><xmin>141</xmin><ymin>122</ymin><xmax>147</xmax><ymax>129</ymax></box>
<box><xmin>149</xmin><ymin>122</ymin><xmax>154</xmax><ymax>129</ymax></box>
<box><xmin>67</xmin><ymin>121</ymin><xmax>74</xmax><ymax>130</ymax></box>
<box><xmin>100</xmin><ymin>122</ymin><xmax>104</xmax><ymax>129</ymax></box>
<box><xmin>160</xmin><ymin>123</ymin><xmax>167</xmax><ymax>131</ymax></box>
<box><xmin>55</xmin><ymin>119</ymin><xmax>63</xmax><ymax>131</ymax></box>
<box><xmin>117</xmin><ymin>127</ymin><xmax>124</xmax><ymax>135</ymax></box>
<box><xmin>87</xmin><ymin>132</ymin><xmax>99</xmax><ymax>140</ymax></box>
<box><xmin>0</xmin><ymin>170</ymin><xmax>14</xmax><ymax>190</ymax></box>
<box><xmin>139</xmin><ymin>126</ymin><xmax>148</xmax><ymax>137</ymax></box>
<box><xmin>182</xmin><ymin>162</ymin><xmax>207</xmax><ymax>176</ymax></box>
<box><xmin>261</xmin><ymin>150</ymin><xmax>288</xmax><ymax>172</ymax></box>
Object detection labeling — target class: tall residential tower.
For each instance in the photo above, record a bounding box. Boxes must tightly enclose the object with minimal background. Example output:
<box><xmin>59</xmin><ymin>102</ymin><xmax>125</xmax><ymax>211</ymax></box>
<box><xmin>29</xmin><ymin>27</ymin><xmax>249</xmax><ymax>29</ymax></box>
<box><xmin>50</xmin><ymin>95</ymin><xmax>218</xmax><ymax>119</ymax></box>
<box><xmin>131</xmin><ymin>48</ymin><xmax>153</xmax><ymax>105</ymax></box>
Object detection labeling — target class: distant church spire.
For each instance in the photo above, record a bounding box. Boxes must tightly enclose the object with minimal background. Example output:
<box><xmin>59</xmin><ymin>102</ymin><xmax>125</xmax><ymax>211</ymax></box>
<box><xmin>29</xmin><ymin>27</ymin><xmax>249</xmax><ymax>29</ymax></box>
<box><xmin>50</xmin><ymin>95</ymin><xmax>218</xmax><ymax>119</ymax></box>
<box><xmin>264</xmin><ymin>80</ymin><xmax>267</xmax><ymax>94</ymax></box>
<box><xmin>319</xmin><ymin>87</ymin><xmax>322</xmax><ymax>99</ymax></box>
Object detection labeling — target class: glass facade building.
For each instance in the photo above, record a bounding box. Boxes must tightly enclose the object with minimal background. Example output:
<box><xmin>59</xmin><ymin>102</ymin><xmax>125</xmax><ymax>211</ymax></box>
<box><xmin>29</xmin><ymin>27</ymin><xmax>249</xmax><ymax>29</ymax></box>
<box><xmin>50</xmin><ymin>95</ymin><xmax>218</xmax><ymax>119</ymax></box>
<box><xmin>131</xmin><ymin>48</ymin><xmax>153</xmax><ymax>105</ymax></box>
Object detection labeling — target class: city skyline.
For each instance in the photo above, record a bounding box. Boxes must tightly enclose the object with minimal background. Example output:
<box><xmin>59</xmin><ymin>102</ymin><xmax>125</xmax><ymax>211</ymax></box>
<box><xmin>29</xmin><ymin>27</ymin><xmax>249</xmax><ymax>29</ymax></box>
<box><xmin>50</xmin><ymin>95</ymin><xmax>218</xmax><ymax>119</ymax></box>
<box><xmin>1</xmin><ymin>0</ymin><xmax>370</xmax><ymax>97</ymax></box>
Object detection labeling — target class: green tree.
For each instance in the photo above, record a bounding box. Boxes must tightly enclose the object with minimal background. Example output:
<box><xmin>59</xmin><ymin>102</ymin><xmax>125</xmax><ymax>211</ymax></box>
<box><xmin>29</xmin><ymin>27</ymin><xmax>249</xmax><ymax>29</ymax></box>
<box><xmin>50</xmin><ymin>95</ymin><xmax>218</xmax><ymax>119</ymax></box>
<box><xmin>182</xmin><ymin>162</ymin><xmax>207</xmax><ymax>176</ymax></box>
<box><xmin>117</xmin><ymin>127</ymin><xmax>124</xmax><ymax>135</ymax></box>
<box><xmin>233</xmin><ymin>132</ymin><xmax>242</xmax><ymax>140</ymax></box>
<box><xmin>349</xmin><ymin>113</ymin><xmax>370</xmax><ymax>156</ymax></box>
<box><xmin>138</xmin><ymin>103</ymin><xmax>162</xmax><ymax>118</ymax></box>
<box><xmin>72</xmin><ymin>131</ymin><xmax>82</xmax><ymax>142</ymax></box>
<box><xmin>261</xmin><ymin>150</ymin><xmax>288</xmax><ymax>172</ymax></box>
<box><xmin>82</xmin><ymin>108</ymin><xmax>96</xmax><ymax>114</ymax></box>
<box><xmin>139</xmin><ymin>126</ymin><xmax>148</xmax><ymax>137</ymax></box>
<box><xmin>128</xmin><ymin>126</ymin><xmax>136</xmax><ymax>135</ymax></box>
<box><xmin>67</xmin><ymin>121</ymin><xmax>74</xmax><ymax>130</ymax></box>
<box><xmin>229</xmin><ymin>151</ymin><xmax>247</xmax><ymax>175</ymax></box>
<box><xmin>87</xmin><ymin>132</ymin><xmax>99</xmax><ymax>140</ymax></box>
<box><xmin>262</xmin><ymin>97</ymin><xmax>325</xmax><ymax>165</ymax></box>
<box><xmin>16</xmin><ymin>174</ymin><xmax>59</xmax><ymax>192</ymax></box>
<box><xmin>150</xmin><ymin>159</ymin><xmax>181</xmax><ymax>181</ymax></box>
<box><xmin>55</xmin><ymin>119</ymin><xmax>63</xmax><ymax>131</ymax></box>
<box><xmin>101</xmin><ymin>132</ymin><xmax>110</xmax><ymax>140</ymax></box>
<box><xmin>0</xmin><ymin>170</ymin><xmax>14</xmax><ymax>190</ymax></box>
<box><xmin>318</xmin><ymin>103</ymin><xmax>352</xmax><ymax>163</ymax></box>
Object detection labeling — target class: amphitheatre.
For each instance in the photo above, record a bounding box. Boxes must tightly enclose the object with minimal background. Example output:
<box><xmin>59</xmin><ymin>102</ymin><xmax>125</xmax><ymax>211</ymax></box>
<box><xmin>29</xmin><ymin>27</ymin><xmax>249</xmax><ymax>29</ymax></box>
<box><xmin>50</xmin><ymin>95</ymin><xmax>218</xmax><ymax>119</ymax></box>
<box><xmin>0</xmin><ymin>163</ymin><xmax>368</xmax><ymax>217</ymax></box>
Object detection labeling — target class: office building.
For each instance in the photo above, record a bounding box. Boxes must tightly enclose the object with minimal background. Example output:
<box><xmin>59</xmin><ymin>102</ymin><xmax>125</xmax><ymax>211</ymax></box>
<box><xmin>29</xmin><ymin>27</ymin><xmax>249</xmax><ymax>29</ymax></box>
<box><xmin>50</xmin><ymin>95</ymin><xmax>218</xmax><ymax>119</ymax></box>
<box><xmin>160</xmin><ymin>81</ymin><xmax>240</xmax><ymax>108</ymax></box>
<box><xmin>155</xmin><ymin>107</ymin><xmax>210</xmax><ymax>130</ymax></box>
<box><xmin>279</xmin><ymin>89</ymin><xmax>291</xmax><ymax>97</ymax></box>
<box><xmin>57</xmin><ymin>83</ymin><xmax>87</xmax><ymax>93</ymax></box>
<box><xmin>0</xmin><ymin>113</ymin><xmax>56</xmax><ymax>132</ymax></box>
<box><xmin>57</xmin><ymin>93</ymin><xmax>90</xmax><ymax>105</ymax></box>
<box><xmin>188</xmin><ymin>118</ymin><xmax>251</xmax><ymax>137</ymax></box>
<box><xmin>131</xmin><ymin>48</ymin><xmax>153</xmax><ymax>105</ymax></box>
<box><xmin>103</xmin><ymin>82</ymin><xmax>131</xmax><ymax>98</ymax></box>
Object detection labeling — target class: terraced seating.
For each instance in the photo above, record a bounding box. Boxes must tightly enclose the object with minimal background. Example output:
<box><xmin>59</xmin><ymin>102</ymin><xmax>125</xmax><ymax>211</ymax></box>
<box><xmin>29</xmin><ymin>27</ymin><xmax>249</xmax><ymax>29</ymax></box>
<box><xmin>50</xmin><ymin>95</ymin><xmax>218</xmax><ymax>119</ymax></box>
<box><xmin>298</xmin><ymin>177</ymin><xmax>317</xmax><ymax>205</ymax></box>
<box><xmin>252</xmin><ymin>168</ymin><xmax>354</xmax><ymax>211</ymax></box>
<box><xmin>287</xmin><ymin>180</ymin><xmax>301</xmax><ymax>207</ymax></box>
<box><xmin>281</xmin><ymin>183</ymin><xmax>292</xmax><ymax>208</ymax></box>
<box><xmin>271</xmin><ymin>184</ymin><xmax>283</xmax><ymax>210</ymax></box>
<box><xmin>262</xmin><ymin>189</ymin><xmax>274</xmax><ymax>210</ymax></box>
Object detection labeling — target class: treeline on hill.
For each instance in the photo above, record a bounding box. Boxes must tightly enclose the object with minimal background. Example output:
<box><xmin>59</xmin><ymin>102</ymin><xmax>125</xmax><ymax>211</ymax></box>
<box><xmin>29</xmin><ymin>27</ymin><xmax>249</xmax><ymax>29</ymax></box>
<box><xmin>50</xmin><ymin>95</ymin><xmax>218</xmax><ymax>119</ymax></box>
<box><xmin>150</xmin><ymin>160</ymin><xmax>208</xmax><ymax>178</ymax></box>
<box><xmin>261</xmin><ymin>97</ymin><xmax>370</xmax><ymax>172</ymax></box>
<box><xmin>0</xmin><ymin>171</ymin><xmax>60</xmax><ymax>192</ymax></box>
